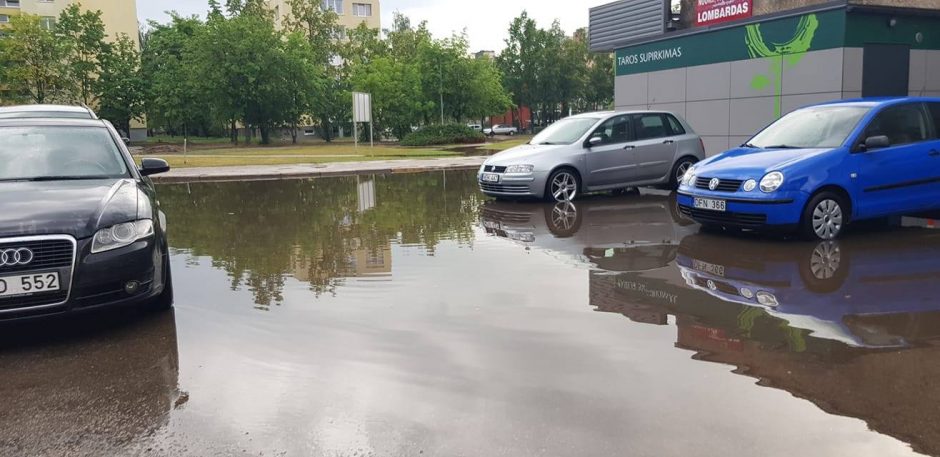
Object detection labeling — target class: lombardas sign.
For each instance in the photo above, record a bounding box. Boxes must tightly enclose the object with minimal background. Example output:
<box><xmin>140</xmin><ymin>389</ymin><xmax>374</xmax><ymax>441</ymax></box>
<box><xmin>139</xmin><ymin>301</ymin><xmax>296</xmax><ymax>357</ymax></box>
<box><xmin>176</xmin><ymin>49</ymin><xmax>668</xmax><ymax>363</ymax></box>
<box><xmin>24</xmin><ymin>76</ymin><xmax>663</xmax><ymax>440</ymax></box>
<box><xmin>616</xmin><ymin>10</ymin><xmax>845</xmax><ymax>76</ymax></box>
<box><xmin>696</xmin><ymin>0</ymin><xmax>752</xmax><ymax>27</ymax></box>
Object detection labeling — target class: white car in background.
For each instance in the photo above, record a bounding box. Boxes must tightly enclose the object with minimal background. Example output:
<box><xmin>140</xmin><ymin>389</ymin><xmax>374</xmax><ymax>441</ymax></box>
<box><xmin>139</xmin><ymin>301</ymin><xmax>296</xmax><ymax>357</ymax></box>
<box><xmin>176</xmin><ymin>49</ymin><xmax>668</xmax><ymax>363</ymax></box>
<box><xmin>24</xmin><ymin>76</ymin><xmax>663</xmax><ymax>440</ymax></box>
<box><xmin>484</xmin><ymin>124</ymin><xmax>519</xmax><ymax>136</ymax></box>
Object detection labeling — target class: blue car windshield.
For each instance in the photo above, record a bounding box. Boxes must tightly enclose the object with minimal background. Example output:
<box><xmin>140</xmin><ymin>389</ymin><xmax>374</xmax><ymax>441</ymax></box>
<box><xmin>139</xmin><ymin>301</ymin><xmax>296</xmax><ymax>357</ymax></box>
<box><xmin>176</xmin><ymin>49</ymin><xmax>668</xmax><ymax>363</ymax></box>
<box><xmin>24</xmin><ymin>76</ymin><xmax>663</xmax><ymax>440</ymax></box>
<box><xmin>530</xmin><ymin>117</ymin><xmax>600</xmax><ymax>145</ymax></box>
<box><xmin>0</xmin><ymin>126</ymin><xmax>129</xmax><ymax>181</ymax></box>
<box><xmin>747</xmin><ymin>106</ymin><xmax>871</xmax><ymax>149</ymax></box>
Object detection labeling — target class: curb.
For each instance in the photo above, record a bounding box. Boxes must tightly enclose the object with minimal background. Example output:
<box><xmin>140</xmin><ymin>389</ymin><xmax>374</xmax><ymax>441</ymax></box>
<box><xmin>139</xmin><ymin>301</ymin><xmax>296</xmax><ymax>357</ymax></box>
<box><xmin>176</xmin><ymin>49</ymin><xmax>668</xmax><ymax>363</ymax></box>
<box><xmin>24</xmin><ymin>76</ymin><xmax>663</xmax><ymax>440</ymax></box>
<box><xmin>151</xmin><ymin>159</ymin><xmax>485</xmax><ymax>184</ymax></box>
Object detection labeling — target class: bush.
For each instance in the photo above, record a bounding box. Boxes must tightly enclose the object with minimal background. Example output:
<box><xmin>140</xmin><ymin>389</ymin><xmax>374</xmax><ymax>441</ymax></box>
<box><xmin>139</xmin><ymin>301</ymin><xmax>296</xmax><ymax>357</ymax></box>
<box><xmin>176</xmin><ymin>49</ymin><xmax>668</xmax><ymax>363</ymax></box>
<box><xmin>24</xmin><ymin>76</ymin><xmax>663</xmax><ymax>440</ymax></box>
<box><xmin>400</xmin><ymin>124</ymin><xmax>485</xmax><ymax>146</ymax></box>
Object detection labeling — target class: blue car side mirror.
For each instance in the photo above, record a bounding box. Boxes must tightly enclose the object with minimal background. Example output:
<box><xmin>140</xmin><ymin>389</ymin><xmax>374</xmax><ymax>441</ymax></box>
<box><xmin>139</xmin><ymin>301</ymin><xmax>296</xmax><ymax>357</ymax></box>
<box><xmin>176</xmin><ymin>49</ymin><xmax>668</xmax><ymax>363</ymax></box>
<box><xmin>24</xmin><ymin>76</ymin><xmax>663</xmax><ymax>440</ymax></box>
<box><xmin>863</xmin><ymin>135</ymin><xmax>891</xmax><ymax>151</ymax></box>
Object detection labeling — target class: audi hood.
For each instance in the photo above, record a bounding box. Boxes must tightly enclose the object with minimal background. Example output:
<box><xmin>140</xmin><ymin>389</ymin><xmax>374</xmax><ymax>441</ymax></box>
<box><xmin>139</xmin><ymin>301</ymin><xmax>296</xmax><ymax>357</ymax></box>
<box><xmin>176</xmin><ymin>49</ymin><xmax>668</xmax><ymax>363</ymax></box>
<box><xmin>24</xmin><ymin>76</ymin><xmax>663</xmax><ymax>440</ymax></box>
<box><xmin>0</xmin><ymin>179</ymin><xmax>143</xmax><ymax>239</ymax></box>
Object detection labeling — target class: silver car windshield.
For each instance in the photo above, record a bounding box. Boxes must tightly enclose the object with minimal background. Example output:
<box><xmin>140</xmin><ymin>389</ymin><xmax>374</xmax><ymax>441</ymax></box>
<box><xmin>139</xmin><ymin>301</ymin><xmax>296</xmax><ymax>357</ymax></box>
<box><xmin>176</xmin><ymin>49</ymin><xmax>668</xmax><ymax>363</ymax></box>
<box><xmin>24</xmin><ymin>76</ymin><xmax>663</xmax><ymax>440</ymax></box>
<box><xmin>746</xmin><ymin>106</ymin><xmax>871</xmax><ymax>149</ymax></box>
<box><xmin>0</xmin><ymin>126</ymin><xmax>129</xmax><ymax>181</ymax></box>
<box><xmin>530</xmin><ymin>117</ymin><xmax>600</xmax><ymax>145</ymax></box>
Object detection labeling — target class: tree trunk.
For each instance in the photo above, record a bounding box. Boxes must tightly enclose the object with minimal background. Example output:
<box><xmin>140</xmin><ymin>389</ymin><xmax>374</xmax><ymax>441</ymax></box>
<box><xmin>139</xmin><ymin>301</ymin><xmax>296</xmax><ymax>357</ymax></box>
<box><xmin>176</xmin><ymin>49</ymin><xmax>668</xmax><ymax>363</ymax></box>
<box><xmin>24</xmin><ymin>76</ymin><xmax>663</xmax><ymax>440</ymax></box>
<box><xmin>260</xmin><ymin>126</ymin><xmax>271</xmax><ymax>145</ymax></box>
<box><xmin>230</xmin><ymin>120</ymin><xmax>238</xmax><ymax>144</ymax></box>
<box><xmin>291</xmin><ymin>124</ymin><xmax>298</xmax><ymax>144</ymax></box>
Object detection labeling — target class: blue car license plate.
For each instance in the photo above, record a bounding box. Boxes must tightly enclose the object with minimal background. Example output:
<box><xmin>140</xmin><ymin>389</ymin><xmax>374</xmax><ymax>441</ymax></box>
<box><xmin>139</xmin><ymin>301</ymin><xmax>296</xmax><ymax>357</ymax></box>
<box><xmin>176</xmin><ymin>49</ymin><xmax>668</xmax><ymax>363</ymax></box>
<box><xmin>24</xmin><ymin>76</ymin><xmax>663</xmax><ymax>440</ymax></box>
<box><xmin>694</xmin><ymin>197</ymin><xmax>726</xmax><ymax>212</ymax></box>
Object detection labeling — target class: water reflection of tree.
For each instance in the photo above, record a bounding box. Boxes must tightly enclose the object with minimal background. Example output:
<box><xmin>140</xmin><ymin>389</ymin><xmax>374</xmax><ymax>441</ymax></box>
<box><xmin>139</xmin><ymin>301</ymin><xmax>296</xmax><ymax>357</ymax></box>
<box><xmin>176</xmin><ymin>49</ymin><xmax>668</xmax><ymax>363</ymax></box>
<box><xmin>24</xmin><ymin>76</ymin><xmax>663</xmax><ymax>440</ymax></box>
<box><xmin>159</xmin><ymin>172</ymin><xmax>481</xmax><ymax>306</ymax></box>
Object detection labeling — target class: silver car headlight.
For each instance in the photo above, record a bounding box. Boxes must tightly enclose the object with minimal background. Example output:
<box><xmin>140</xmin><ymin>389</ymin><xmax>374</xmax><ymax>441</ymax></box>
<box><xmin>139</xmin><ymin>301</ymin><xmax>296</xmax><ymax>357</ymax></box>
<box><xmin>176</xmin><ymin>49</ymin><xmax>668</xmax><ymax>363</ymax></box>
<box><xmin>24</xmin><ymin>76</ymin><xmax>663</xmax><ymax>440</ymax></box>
<box><xmin>91</xmin><ymin>220</ymin><xmax>155</xmax><ymax>253</ymax></box>
<box><xmin>505</xmin><ymin>164</ymin><xmax>534</xmax><ymax>174</ymax></box>
<box><xmin>759</xmin><ymin>172</ymin><xmax>784</xmax><ymax>193</ymax></box>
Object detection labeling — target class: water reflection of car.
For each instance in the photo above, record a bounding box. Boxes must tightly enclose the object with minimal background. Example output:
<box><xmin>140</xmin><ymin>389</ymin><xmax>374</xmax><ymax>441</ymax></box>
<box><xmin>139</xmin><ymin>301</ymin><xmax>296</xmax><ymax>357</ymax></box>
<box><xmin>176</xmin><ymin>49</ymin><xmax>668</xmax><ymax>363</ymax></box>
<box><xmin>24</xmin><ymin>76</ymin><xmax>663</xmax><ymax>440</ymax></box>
<box><xmin>0</xmin><ymin>310</ymin><xmax>180</xmax><ymax>454</ymax></box>
<box><xmin>480</xmin><ymin>192</ymin><xmax>695</xmax><ymax>272</ymax></box>
<box><xmin>677</xmin><ymin>229</ymin><xmax>940</xmax><ymax>347</ymax></box>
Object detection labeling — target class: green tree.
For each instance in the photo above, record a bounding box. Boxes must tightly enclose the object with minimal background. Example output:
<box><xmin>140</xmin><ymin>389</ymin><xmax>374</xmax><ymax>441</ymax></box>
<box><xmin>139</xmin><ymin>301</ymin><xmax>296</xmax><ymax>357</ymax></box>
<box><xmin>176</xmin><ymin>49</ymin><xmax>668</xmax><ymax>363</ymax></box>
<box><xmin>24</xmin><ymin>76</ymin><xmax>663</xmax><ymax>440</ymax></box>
<box><xmin>349</xmin><ymin>55</ymin><xmax>426</xmax><ymax>140</ymax></box>
<box><xmin>497</xmin><ymin>11</ymin><xmax>541</xmax><ymax>132</ymax></box>
<box><xmin>56</xmin><ymin>3</ymin><xmax>108</xmax><ymax>104</ymax></box>
<box><xmin>97</xmin><ymin>34</ymin><xmax>145</xmax><ymax>137</ymax></box>
<box><xmin>141</xmin><ymin>16</ymin><xmax>214</xmax><ymax>137</ymax></box>
<box><xmin>0</xmin><ymin>14</ymin><xmax>69</xmax><ymax>103</ymax></box>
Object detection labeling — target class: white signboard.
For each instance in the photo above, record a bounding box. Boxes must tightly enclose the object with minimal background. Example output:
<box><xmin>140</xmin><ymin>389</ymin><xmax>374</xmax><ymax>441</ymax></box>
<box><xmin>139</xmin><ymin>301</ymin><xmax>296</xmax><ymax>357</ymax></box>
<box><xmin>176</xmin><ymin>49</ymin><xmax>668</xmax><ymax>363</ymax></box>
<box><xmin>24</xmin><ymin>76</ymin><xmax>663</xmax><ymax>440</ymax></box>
<box><xmin>353</xmin><ymin>92</ymin><xmax>372</xmax><ymax>123</ymax></box>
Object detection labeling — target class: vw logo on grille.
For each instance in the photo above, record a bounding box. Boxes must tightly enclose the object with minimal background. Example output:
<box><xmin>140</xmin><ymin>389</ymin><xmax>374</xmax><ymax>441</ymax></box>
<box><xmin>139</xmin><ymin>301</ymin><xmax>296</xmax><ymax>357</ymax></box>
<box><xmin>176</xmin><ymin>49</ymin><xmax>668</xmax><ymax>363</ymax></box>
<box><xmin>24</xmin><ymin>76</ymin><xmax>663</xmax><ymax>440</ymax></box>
<box><xmin>708</xmin><ymin>178</ymin><xmax>720</xmax><ymax>191</ymax></box>
<box><xmin>0</xmin><ymin>248</ymin><xmax>33</xmax><ymax>267</ymax></box>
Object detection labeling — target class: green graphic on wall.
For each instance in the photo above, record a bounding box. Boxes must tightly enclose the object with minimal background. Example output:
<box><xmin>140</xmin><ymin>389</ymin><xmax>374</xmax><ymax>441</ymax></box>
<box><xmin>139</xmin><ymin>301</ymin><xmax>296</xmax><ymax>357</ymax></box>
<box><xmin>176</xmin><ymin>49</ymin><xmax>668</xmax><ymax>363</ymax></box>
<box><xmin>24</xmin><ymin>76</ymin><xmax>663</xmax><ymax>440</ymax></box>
<box><xmin>746</xmin><ymin>14</ymin><xmax>820</xmax><ymax>117</ymax></box>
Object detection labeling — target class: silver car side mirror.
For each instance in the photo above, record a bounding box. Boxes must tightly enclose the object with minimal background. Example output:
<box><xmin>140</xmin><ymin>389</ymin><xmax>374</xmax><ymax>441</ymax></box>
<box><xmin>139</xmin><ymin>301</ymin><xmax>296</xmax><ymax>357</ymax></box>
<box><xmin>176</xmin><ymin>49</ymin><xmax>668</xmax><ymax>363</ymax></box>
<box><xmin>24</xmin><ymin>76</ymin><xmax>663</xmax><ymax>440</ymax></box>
<box><xmin>587</xmin><ymin>136</ymin><xmax>603</xmax><ymax>148</ymax></box>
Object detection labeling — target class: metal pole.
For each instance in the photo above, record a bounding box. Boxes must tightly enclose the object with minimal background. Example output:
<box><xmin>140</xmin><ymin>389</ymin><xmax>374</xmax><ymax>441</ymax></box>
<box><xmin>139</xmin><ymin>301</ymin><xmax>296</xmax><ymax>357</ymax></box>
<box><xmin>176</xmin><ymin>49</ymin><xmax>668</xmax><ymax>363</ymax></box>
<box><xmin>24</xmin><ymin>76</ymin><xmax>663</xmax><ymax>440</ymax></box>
<box><xmin>354</xmin><ymin>121</ymin><xmax>358</xmax><ymax>148</ymax></box>
<box><xmin>369</xmin><ymin>120</ymin><xmax>374</xmax><ymax>147</ymax></box>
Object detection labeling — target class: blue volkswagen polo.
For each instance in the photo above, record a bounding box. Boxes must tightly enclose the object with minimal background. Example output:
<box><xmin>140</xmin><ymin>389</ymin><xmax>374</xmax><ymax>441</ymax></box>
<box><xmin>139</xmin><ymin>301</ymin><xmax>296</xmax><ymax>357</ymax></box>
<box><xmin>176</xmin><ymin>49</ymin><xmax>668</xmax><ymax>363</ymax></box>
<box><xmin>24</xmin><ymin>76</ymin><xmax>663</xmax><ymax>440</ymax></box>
<box><xmin>677</xmin><ymin>97</ymin><xmax>940</xmax><ymax>240</ymax></box>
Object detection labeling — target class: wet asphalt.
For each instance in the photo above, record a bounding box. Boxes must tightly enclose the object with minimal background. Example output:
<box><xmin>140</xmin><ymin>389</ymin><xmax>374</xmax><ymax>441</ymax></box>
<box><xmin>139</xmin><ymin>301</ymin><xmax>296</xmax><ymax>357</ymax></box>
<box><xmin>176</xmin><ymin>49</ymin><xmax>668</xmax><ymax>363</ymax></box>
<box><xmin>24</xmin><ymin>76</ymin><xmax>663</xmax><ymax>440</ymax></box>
<box><xmin>2</xmin><ymin>170</ymin><xmax>939</xmax><ymax>456</ymax></box>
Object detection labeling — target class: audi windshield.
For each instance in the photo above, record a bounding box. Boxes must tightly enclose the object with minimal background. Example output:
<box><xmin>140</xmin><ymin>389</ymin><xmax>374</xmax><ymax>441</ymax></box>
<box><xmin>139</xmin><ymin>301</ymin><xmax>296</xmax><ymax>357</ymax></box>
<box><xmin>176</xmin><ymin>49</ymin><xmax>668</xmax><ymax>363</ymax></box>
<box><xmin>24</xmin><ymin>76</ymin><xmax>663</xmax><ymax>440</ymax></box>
<box><xmin>0</xmin><ymin>126</ymin><xmax>130</xmax><ymax>182</ymax></box>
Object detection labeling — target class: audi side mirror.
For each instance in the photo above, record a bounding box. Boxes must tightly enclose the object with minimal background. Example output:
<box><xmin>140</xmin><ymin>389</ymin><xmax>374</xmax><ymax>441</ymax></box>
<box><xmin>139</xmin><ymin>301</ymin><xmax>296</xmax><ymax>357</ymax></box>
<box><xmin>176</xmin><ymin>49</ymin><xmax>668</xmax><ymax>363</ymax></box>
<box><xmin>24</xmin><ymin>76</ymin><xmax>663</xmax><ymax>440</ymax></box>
<box><xmin>140</xmin><ymin>158</ymin><xmax>171</xmax><ymax>176</ymax></box>
<box><xmin>863</xmin><ymin>135</ymin><xmax>890</xmax><ymax>151</ymax></box>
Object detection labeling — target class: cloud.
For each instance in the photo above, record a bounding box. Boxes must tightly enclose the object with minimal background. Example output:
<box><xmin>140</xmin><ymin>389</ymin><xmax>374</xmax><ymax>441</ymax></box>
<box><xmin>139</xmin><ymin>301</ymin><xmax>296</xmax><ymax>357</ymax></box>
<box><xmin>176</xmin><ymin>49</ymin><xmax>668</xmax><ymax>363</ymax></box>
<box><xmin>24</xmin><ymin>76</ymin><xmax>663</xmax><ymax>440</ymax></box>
<box><xmin>138</xmin><ymin>0</ymin><xmax>611</xmax><ymax>51</ymax></box>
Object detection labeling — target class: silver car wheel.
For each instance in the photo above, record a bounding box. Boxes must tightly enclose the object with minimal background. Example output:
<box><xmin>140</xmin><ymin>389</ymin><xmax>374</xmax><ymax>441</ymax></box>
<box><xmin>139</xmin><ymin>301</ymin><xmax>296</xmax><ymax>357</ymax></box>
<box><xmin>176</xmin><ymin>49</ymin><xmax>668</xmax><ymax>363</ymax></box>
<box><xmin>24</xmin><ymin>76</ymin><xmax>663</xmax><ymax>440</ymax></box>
<box><xmin>551</xmin><ymin>201</ymin><xmax>578</xmax><ymax>231</ymax></box>
<box><xmin>811</xmin><ymin>199</ymin><xmax>843</xmax><ymax>240</ymax></box>
<box><xmin>810</xmin><ymin>241</ymin><xmax>841</xmax><ymax>280</ymax></box>
<box><xmin>675</xmin><ymin>161</ymin><xmax>693</xmax><ymax>183</ymax></box>
<box><xmin>550</xmin><ymin>171</ymin><xmax>578</xmax><ymax>202</ymax></box>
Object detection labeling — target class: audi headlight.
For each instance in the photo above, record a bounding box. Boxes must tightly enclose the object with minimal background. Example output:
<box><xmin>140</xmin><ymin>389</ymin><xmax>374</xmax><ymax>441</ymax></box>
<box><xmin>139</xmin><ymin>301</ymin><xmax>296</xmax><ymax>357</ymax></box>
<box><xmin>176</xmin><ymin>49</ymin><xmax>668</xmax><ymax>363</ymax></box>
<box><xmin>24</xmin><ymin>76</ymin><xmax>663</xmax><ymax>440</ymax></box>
<box><xmin>681</xmin><ymin>167</ymin><xmax>697</xmax><ymax>186</ymax></box>
<box><xmin>505</xmin><ymin>164</ymin><xmax>534</xmax><ymax>174</ymax></box>
<box><xmin>91</xmin><ymin>220</ymin><xmax>155</xmax><ymax>254</ymax></box>
<box><xmin>759</xmin><ymin>172</ymin><xmax>784</xmax><ymax>193</ymax></box>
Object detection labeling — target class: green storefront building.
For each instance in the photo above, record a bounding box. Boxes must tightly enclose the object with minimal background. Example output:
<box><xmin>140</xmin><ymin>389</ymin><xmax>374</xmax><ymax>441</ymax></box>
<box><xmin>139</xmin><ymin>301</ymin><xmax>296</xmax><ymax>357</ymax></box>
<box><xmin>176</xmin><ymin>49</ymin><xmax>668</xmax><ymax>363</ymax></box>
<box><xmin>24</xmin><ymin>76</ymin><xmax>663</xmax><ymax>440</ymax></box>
<box><xmin>590</xmin><ymin>0</ymin><xmax>940</xmax><ymax>156</ymax></box>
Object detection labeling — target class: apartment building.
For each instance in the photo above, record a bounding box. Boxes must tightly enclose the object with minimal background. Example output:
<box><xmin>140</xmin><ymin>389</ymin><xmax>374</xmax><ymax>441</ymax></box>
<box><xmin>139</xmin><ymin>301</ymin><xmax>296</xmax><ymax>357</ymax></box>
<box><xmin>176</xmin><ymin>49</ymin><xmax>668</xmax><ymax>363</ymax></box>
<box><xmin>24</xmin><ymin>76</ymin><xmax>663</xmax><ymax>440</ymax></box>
<box><xmin>0</xmin><ymin>0</ymin><xmax>139</xmax><ymax>46</ymax></box>
<box><xmin>268</xmin><ymin>0</ymin><xmax>381</xmax><ymax>36</ymax></box>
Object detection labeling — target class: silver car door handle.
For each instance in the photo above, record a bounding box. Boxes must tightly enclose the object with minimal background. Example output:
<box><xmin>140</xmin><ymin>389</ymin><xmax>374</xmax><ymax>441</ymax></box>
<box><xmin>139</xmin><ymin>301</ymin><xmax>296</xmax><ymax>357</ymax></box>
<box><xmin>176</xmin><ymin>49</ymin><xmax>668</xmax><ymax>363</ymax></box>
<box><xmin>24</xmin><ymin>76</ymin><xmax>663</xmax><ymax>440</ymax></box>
<box><xmin>623</xmin><ymin>145</ymin><xmax>636</xmax><ymax>150</ymax></box>
<box><xmin>662</xmin><ymin>140</ymin><xmax>675</xmax><ymax>144</ymax></box>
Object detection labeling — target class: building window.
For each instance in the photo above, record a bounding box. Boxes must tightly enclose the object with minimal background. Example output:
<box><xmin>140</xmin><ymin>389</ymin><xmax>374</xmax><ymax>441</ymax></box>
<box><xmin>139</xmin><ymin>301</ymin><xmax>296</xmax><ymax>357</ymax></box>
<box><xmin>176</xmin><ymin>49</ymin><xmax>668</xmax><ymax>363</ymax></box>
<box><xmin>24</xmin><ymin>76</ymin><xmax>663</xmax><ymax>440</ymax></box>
<box><xmin>39</xmin><ymin>16</ymin><xmax>55</xmax><ymax>30</ymax></box>
<box><xmin>352</xmin><ymin>3</ymin><xmax>372</xmax><ymax>17</ymax></box>
<box><xmin>0</xmin><ymin>15</ymin><xmax>8</xmax><ymax>24</ymax></box>
<box><xmin>0</xmin><ymin>0</ymin><xmax>20</xmax><ymax>7</ymax></box>
<box><xmin>322</xmin><ymin>0</ymin><xmax>343</xmax><ymax>14</ymax></box>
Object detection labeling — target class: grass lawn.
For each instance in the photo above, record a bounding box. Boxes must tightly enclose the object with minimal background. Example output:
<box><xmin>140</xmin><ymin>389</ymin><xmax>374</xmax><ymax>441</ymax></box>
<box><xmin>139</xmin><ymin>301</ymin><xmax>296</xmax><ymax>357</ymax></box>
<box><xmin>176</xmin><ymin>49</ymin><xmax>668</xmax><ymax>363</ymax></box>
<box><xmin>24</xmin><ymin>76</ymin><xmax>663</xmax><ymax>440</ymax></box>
<box><xmin>478</xmin><ymin>136</ymin><xmax>531</xmax><ymax>151</ymax></box>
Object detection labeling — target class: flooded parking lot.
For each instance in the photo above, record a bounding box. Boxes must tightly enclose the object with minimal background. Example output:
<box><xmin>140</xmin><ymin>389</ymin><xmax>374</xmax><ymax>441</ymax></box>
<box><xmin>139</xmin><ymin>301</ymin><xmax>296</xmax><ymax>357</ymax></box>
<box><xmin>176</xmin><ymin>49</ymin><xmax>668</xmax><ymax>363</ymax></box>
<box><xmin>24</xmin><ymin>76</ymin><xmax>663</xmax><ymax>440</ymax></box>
<box><xmin>2</xmin><ymin>170</ymin><xmax>940</xmax><ymax>456</ymax></box>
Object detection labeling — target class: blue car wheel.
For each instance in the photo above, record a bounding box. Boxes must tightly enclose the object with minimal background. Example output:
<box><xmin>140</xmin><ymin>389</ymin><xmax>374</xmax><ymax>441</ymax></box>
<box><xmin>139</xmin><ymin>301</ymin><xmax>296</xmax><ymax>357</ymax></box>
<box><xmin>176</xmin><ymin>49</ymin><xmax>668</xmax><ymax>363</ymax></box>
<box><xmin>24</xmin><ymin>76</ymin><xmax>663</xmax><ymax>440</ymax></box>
<box><xmin>801</xmin><ymin>192</ymin><xmax>848</xmax><ymax>241</ymax></box>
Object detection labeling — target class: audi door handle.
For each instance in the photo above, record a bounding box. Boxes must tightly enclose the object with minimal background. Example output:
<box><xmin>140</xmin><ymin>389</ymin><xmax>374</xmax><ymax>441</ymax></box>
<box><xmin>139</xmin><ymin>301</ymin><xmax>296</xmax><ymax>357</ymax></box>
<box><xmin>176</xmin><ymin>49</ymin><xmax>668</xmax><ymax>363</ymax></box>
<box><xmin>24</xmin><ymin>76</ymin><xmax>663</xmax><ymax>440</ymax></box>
<box><xmin>930</xmin><ymin>150</ymin><xmax>940</xmax><ymax>157</ymax></box>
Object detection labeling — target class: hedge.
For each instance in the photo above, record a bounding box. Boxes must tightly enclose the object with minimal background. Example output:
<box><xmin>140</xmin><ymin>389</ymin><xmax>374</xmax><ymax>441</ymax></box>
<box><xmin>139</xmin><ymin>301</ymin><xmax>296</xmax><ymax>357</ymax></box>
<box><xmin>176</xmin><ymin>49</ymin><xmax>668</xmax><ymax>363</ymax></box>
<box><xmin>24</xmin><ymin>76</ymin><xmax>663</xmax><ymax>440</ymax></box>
<box><xmin>400</xmin><ymin>124</ymin><xmax>485</xmax><ymax>146</ymax></box>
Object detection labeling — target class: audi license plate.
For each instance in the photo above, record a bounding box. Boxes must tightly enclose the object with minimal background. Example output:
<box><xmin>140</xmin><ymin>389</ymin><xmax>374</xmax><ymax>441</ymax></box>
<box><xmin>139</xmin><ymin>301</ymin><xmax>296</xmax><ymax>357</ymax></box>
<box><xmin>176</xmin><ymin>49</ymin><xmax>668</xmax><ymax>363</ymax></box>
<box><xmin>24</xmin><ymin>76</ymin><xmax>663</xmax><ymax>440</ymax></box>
<box><xmin>694</xmin><ymin>197</ymin><xmax>726</xmax><ymax>212</ymax></box>
<box><xmin>0</xmin><ymin>272</ymin><xmax>60</xmax><ymax>298</ymax></box>
<box><xmin>481</xmin><ymin>173</ymin><xmax>500</xmax><ymax>183</ymax></box>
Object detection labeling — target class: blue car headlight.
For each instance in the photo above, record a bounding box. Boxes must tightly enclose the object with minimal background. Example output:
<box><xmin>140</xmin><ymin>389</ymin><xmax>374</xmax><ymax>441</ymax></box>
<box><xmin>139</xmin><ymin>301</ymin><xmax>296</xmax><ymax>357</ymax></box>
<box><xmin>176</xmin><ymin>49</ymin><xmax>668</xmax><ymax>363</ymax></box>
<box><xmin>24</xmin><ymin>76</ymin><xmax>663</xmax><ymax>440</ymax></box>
<box><xmin>681</xmin><ymin>167</ymin><xmax>697</xmax><ymax>186</ymax></box>
<box><xmin>759</xmin><ymin>172</ymin><xmax>784</xmax><ymax>193</ymax></box>
<box><xmin>91</xmin><ymin>220</ymin><xmax>155</xmax><ymax>253</ymax></box>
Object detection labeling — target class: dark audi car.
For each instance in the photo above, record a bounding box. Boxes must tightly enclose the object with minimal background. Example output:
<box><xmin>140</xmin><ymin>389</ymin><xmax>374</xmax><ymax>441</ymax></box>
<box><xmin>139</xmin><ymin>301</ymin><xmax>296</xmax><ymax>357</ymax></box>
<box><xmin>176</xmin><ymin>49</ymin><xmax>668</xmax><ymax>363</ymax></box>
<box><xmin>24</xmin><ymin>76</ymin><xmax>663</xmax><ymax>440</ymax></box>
<box><xmin>0</xmin><ymin>118</ymin><xmax>172</xmax><ymax>319</ymax></box>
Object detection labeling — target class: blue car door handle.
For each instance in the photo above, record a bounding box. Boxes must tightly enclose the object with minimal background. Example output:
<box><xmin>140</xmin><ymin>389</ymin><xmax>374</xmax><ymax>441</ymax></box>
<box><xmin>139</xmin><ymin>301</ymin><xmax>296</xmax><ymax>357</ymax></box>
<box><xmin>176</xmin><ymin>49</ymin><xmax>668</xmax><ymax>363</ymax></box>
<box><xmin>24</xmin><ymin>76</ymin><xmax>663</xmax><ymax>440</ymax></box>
<box><xmin>930</xmin><ymin>150</ymin><xmax>940</xmax><ymax>157</ymax></box>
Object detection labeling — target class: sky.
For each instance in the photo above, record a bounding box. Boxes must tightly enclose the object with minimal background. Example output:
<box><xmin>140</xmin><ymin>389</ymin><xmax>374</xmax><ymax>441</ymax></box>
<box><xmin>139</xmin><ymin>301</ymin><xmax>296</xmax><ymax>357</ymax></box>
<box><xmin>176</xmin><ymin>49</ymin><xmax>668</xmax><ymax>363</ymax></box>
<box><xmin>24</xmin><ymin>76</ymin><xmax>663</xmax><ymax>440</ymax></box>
<box><xmin>137</xmin><ymin>0</ymin><xmax>612</xmax><ymax>52</ymax></box>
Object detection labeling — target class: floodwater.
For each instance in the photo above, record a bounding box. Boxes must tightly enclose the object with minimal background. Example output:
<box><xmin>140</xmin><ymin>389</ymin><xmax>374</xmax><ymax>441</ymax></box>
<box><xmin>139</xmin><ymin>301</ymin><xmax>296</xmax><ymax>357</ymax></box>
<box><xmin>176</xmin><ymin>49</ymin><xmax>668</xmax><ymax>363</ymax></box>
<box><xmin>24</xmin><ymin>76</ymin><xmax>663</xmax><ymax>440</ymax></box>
<box><xmin>2</xmin><ymin>170</ymin><xmax>940</xmax><ymax>456</ymax></box>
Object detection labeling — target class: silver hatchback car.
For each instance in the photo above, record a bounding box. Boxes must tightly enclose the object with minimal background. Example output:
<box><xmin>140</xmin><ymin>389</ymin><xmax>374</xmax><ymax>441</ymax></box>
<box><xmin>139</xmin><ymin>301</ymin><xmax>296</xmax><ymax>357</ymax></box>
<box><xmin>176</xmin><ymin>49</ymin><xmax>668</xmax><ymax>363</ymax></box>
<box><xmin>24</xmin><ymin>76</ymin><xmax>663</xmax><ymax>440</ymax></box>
<box><xmin>478</xmin><ymin>111</ymin><xmax>705</xmax><ymax>201</ymax></box>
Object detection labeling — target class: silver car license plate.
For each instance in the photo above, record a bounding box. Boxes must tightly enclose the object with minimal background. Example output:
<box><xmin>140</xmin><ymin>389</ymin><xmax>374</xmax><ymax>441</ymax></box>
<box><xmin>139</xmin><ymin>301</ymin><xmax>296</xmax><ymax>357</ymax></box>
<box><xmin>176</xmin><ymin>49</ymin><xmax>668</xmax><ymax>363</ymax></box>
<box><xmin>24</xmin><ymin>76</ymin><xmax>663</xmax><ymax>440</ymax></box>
<box><xmin>694</xmin><ymin>197</ymin><xmax>726</xmax><ymax>212</ymax></box>
<box><xmin>0</xmin><ymin>272</ymin><xmax>61</xmax><ymax>298</ymax></box>
<box><xmin>481</xmin><ymin>173</ymin><xmax>500</xmax><ymax>183</ymax></box>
